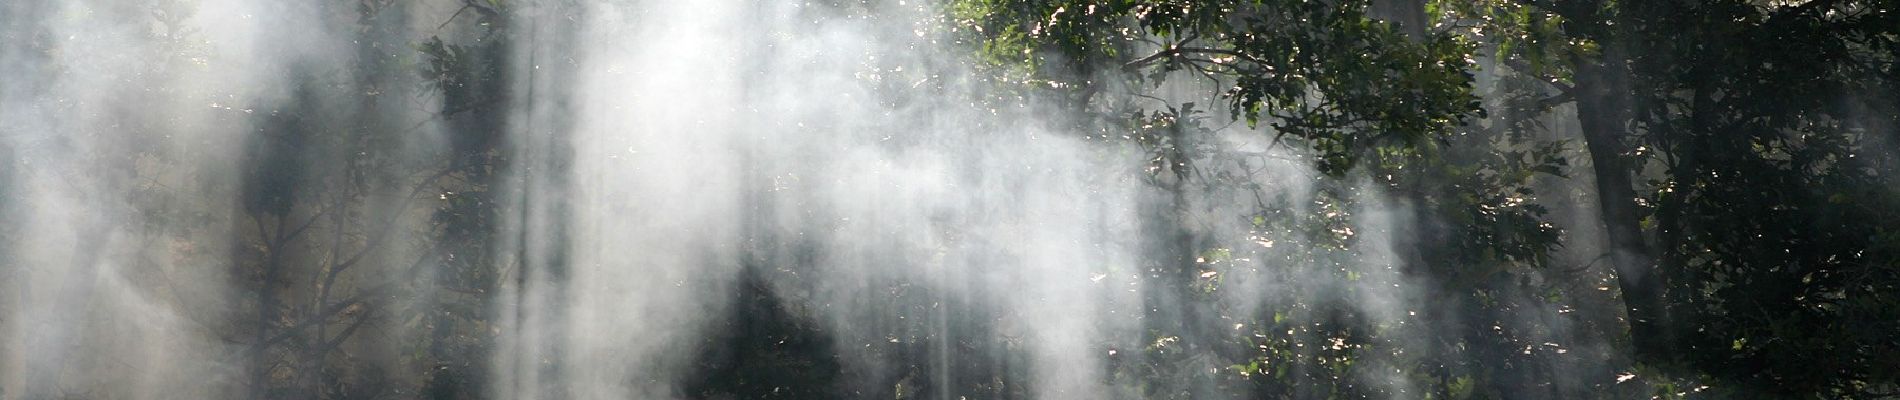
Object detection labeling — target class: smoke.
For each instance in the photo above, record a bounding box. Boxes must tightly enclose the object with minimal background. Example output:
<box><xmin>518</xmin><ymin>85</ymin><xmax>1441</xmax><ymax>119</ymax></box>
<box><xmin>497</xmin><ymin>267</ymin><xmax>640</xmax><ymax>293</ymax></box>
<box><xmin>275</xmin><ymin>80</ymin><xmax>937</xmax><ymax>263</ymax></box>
<box><xmin>1</xmin><ymin>0</ymin><xmax>465</xmax><ymax>397</ymax></box>
<box><xmin>493</xmin><ymin>1</ymin><xmax>1441</xmax><ymax>398</ymax></box>
<box><xmin>0</xmin><ymin>0</ymin><xmax>1627</xmax><ymax>399</ymax></box>
<box><xmin>0</xmin><ymin>0</ymin><xmax>344</xmax><ymax>397</ymax></box>
<box><xmin>496</xmin><ymin>1</ymin><xmax>1154</xmax><ymax>397</ymax></box>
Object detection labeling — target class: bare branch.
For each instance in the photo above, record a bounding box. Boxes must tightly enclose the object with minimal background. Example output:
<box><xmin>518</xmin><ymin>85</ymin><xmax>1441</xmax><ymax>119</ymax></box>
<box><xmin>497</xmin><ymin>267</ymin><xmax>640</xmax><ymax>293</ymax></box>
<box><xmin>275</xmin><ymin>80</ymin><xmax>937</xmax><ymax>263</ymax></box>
<box><xmin>310</xmin><ymin>306</ymin><xmax>375</xmax><ymax>359</ymax></box>
<box><xmin>329</xmin><ymin>168</ymin><xmax>456</xmax><ymax>275</ymax></box>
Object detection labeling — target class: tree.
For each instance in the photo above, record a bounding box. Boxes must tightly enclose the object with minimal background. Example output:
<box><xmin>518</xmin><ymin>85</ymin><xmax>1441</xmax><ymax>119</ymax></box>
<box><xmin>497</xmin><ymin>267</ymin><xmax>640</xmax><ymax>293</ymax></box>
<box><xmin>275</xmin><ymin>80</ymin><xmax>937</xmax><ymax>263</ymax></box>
<box><xmin>1448</xmin><ymin>0</ymin><xmax>1900</xmax><ymax>395</ymax></box>
<box><xmin>954</xmin><ymin>1</ymin><xmax>1590</xmax><ymax>398</ymax></box>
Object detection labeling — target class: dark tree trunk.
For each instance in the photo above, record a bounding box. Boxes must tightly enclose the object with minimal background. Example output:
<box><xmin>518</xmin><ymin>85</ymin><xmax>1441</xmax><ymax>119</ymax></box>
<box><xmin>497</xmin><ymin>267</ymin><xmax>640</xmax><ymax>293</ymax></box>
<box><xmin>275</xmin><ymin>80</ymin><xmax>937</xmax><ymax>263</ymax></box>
<box><xmin>1571</xmin><ymin>52</ymin><xmax>1673</xmax><ymax>363</ymax></box>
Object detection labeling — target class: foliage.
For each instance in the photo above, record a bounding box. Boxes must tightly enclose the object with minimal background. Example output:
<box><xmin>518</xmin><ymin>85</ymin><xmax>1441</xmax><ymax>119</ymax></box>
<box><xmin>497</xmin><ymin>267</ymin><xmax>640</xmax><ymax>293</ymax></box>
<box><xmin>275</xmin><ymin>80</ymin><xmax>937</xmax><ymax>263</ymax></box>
<box><xmin>959</xmin><ymin>0</ymin><xmax>1900</xmax><ymax>398</ymax></box>
<box><xmin>955</xmin><ymin>0</ymin><xmax>1485</xmax><ymax>175</ymax></box>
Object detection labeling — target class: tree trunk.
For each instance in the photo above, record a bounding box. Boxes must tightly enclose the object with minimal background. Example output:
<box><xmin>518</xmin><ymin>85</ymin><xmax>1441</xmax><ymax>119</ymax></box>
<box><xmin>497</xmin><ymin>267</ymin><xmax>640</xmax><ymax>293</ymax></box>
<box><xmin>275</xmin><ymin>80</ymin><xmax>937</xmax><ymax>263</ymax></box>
<box><xmin>252</xmin><ymin>215</ymin><xmax>285</xmax><ymax>400</ymax></box>
<box><xmin>1571</xmin><ymin>52</ymin><xmax>1674</xmax><ymax>363</ymax></box>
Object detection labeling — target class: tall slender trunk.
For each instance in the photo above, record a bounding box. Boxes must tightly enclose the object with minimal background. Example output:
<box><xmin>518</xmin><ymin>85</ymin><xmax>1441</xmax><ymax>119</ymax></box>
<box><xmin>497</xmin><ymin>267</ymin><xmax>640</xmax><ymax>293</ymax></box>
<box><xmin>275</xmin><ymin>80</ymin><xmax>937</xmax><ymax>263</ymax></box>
<box><xmin>252</xmin><ymin>215</ymin><xmax>286</xmax><ymax>400</ymax></box>
<box><xmin>1571</xmin><ymin>51</ymin><xmax>1673</xmax><ymax>363</ymax></box>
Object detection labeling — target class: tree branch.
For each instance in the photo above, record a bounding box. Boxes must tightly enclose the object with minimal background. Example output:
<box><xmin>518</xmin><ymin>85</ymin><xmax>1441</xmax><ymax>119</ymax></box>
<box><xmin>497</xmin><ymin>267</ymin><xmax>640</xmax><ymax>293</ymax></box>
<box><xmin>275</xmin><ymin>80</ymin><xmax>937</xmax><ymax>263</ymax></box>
<box><xmin>235</xmin><ymin>242</ymin><xmax>439</xmax><ymax>361</ymax></box>
<box><xmin>310</xmin><ymin>305</ymin><xmax>375</xmax><ymax>359</ymax></box>
<box><xmin>1499</xmin><ymin>57</ymin><xmax>1576</xmax><ymax>94</ymax></box>
<box><xmin>329</xmin><ymin>168</ymin><xmax>456</xmax><ymax>275</ymax></box>
<box><xmin>1126</xmin><ymin>47</ymin><xmax>1268</xmax><ymax>71</ymax></box>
